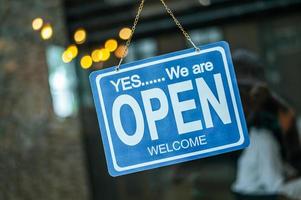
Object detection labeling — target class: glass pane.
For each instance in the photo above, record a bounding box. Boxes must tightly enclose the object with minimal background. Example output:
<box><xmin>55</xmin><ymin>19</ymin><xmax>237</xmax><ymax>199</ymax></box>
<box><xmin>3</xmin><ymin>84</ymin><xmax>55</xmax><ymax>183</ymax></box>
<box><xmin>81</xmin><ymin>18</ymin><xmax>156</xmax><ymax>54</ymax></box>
<box><xmin>46</xmin><ymin>45</ymin><xmax>78</xmax><ymax>118</ymax></box>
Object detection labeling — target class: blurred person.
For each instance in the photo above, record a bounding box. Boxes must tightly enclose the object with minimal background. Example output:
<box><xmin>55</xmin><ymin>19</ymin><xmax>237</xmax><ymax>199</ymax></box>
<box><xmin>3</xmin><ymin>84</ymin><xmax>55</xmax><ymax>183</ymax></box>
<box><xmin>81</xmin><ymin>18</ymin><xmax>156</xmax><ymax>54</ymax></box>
<box><xmin>231</xmin><ymin>50</ymin><xmax>301</xmax><ymax>200</ymax></box>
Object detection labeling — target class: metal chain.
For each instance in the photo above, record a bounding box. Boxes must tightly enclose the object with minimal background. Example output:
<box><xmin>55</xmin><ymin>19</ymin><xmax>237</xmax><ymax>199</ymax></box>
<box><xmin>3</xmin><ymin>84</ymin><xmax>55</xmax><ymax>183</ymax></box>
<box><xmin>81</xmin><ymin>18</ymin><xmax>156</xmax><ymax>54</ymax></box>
<box><xmin>116</xmin><ymin>0</ymin><xmax>200</xmax><ymax>71</ymax></box>
<box><xmin>116</xmin><ymin>0</ymin><xmax>145</xmax><ymax>71</ymax></box>
<box><xmin>159</xmin><ymin>0</ymin><xmax>200</xmax><ymax>52</ymax></box>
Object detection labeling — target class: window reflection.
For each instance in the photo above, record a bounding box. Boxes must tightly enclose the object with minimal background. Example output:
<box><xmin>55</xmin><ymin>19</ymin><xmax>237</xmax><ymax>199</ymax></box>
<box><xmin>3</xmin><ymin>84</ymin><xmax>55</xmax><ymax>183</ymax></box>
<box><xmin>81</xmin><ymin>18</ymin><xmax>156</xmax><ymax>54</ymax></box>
<box><xmin>126</xmin><ymin>38</ymin><xmax>157</xmax><ymax>63</ymax></box>
<box><xmin>46</xmin><ymin>45</ymin><xmax>78</xmax><ymax>118</ymax></box>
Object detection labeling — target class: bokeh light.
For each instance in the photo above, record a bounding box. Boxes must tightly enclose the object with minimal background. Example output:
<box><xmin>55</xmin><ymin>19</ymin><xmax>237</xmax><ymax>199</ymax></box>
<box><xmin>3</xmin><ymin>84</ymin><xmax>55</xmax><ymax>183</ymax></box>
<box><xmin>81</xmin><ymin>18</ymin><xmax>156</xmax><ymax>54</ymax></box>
<box><xmin>114</xmin><ymin>45</ymin><xmax>128</xmax><ymax>58</ymax></box>
<box><xmin>99</xmin><ymin>48</ymin><xmax>110</xmax><ymax>61</ymax></box>
<box><xmin>199</xmin><ymin>0</ymin><xmax>211</xmax><ymax>6</ymax></box>
<box><xmin>74</xmin><ymin>28</ymin><xmax>86</xmax><ymax>44</ymax></box>
<box><xmin>105</xmin><ymin>39</ymin><xmax>118</xmax><ymax>52</ymax></box>
<box><xmin>61</xmin><ymin>45</ymin><xmax>78</xmax><ymax>63</ymax></box>
<box><xmin>32</xmin><ymin>17</ymin><xmax>43</xmax><ymax>31</ymax></box>
<box><xmin>40</xmin><ymin>24</ymin><xmax>53</xmax><ymax>40</ymax></box>
<box><xmin>80</xmin><ymin>55</ymin><xmax>92</xmax><ymax>69</ymax></box>
<box><xmin>91</xmin><ymin>49</ymin><xmax>102</xmax><ymax>62</ymax></box>
<box><xmin>62</xmin><ymin>50</ymin><xmax>73</xmax><ymax>63</ymax></box>
<box><xmin>67</xmin><ymin>45</ymin><xmax>78</xmax><ymax>58</ymax></box>
<box><xmin>119</xmin><ymin>27</ymin><xmax>132</xmax><ymax>40</ymax></box>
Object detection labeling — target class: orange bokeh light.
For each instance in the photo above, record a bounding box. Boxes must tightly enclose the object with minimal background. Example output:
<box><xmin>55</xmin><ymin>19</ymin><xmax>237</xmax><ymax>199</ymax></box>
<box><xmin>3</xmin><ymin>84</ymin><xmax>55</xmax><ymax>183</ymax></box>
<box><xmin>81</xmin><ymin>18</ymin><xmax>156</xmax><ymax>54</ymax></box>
<box><xmin>119</xmin><ymin>27</ymin><xmax>132</xmax><ymax>40</ymax></box>
<box><xmin>114</xmin><ymin>45</ymin><xmax>128</xmax><ymax>58</ymax></box>
<box><xmin>105</xmin><ymin>39</ymin><xmax>118</xmax><ymax>52</ymax></box>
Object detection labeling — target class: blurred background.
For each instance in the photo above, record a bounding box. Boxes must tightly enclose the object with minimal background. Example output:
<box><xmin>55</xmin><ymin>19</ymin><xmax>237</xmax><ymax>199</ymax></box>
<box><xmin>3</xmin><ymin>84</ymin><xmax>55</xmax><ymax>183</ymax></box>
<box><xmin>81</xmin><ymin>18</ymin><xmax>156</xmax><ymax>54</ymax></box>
<box><xmin>1</xmin><ymin>0</ymin><xmax>301</xmax><ymax>199</ymax></box>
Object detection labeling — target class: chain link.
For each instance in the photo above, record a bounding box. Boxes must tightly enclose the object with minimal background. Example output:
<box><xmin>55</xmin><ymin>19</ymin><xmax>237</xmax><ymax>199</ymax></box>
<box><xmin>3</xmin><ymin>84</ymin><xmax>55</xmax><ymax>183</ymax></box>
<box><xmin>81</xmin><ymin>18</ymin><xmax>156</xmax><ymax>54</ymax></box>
<box><xmin>116</xmin><ymin>0</ymin><xmax>145</xmax><ymax>71</ymax></box>
<box><xmin>159</xmin><ymin>0</ymin><xmax>200</xmax><ymax>52</ymax></box>
<box><xmin>116</xmin><ymin>0</ymin><xmax>200</xmax><ymax>71</ymax></box>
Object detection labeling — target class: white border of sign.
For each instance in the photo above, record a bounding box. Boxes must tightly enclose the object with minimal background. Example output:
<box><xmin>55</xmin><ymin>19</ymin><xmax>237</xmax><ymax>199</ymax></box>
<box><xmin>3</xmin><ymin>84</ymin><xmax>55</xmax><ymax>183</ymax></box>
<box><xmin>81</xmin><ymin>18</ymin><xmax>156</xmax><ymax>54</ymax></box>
<box><xmin>95</xmin><ymin>46</ymin><xmax>245</xmax><ymax>172</ymax></box>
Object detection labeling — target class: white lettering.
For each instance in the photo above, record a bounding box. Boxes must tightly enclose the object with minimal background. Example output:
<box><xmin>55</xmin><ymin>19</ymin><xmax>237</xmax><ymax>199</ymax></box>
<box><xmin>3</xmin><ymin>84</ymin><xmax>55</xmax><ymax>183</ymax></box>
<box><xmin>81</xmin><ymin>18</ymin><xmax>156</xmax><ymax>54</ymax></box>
<box><xmin>168</xmin><ymin>80</ymin><xmax>203</xmax><ymax>134</ymax></box>
<box><xmin>147</xmin><ymin>135</ymin><xmax>207</xmax><ymax>156</ymax></box>
<box><xmin>165</xmin><ymin>66</ymin><xmax>181</xmax><ymax>80</ymax></box>
<box><xmin>192</xmin><ymin>61</ymin><xmax>214</xmax><ymax>75</ymax></box>
<box><xmin>147</xmin><ymin>146</ymin><xmax>159</xmax><ymax>156</ymax></box>
<box><xmin>196</xmin><ymin>73</ymin><xmax>231</xmax><ymax>128</ymax></box>
<box><xmin>112</xmin><ymin>95</ymin><xmax>144</xmax><ymax>146</ymax></box>
<box><xmin>131</xmin><ymin>74</ymin><xmax>141</xmax><ymax>88</ymax></box>
<box><xmin>121</xmin><ymin>77</ymin><xmax>132</xmax><ymax>91</ymax></box>
<box><xmin>110</xmin><ymin>79</ymin><xmax>121</xmax><ymax>92</ymax></box>
<box><xmin>141</xmin><ymin>88</ymin><xmax>169</xmax><ymax>140</ymax></box>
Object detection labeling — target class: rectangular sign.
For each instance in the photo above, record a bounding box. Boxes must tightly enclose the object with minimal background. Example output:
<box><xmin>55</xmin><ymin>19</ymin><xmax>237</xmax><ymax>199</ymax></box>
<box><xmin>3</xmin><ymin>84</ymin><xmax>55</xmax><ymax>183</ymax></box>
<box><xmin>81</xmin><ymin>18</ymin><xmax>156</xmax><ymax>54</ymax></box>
<box><xmin>90</xmin><ymin>41</ymin><xmax>249</xmax><ymax>176</ymax></box>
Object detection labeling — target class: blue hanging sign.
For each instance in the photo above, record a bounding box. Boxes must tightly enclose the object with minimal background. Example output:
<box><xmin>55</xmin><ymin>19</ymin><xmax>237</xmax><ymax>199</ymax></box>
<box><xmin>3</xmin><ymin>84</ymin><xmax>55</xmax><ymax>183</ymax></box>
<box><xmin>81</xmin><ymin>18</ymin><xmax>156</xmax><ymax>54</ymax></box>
<box><xmin>90</xmin><ymin>41</ymin><xmax>249</xmax><ymax>176</ymax></box>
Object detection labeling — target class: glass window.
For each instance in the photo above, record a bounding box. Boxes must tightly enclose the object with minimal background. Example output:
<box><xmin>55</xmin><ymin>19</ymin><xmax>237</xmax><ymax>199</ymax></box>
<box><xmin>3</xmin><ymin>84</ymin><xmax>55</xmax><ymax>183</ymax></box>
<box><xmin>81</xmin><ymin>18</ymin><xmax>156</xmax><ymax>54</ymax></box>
<box><xmin>189</xmin><ymin>27</ymin><xmax>223</xmax><ymax>46</ymax></box>
<box><xmin>105</xmin><ymin>0</ymin><xmax>134</xmax><ymax>5</ymax></box>
<box><xmin>46</xmin><ymin>45</ymin><xmax>78</xmax><ymax>118</ymax></box>
<box><xmin>125</xmin><ymin>38</ymin><xmax>157</xmax><ymax>63</ymax></box>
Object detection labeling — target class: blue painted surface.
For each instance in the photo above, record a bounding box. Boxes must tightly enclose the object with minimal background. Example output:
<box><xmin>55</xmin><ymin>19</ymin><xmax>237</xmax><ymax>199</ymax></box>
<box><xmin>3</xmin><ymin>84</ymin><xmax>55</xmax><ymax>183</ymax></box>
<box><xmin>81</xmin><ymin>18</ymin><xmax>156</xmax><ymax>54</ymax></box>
<box><xmin>90</xmin><ymin>41</ymin><xmax>249</xmax><ymax>176</ymax></box>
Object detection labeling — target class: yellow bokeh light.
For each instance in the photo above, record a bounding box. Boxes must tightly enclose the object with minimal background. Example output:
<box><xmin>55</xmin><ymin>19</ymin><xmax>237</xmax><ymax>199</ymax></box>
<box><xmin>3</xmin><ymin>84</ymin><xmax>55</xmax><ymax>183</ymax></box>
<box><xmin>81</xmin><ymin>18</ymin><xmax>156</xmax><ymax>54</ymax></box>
<box><xmin>114</xmin><ymin>45</ymin><xmax>128</xmax><ymax>58</ymax></box>
<box><xmin>91</xmin><ymin>49</ymin><xmax>102</xmax><ymax>62</ymax></box>
<box><xmin>99</xmin><ymin>48</ymin><xmax>110</xmax><ymax>61</ymax></box>
<box><xmin>74</xmin><ymin>28</ymin><xmax>86</xmax><ymax>44</ymax></box>
<box><xmin>119</xmin><ymin>27</ymin><xmax>132</xmax><ymax>40</ymax></box>
<box><xmin>67</xmin><ymin>45</ymin><xmax>78</xmax><ymax>58</ymax></box>
<box><xmin>32</xmin><ymin>17</ymin><xmax>43</xmax><ymax>31</ymax></box>
<box><xmin>62</xmin><ymin>50</ymin><xmax>73</xmax><ymax>63</ymax></box>
<box><xmin>40</xmin><ymin>24</ymin><xmax>53</xmax><ymax>40</ymax></box>
<box><xmin>80</xmin><ymin>55</ymin><xmax>92</xmax><ymax>69</ymax></box>
<box><xmin>105</xmin><ymin>39</ymin><xmax>118</xmax><ymax>52</ymax></box>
